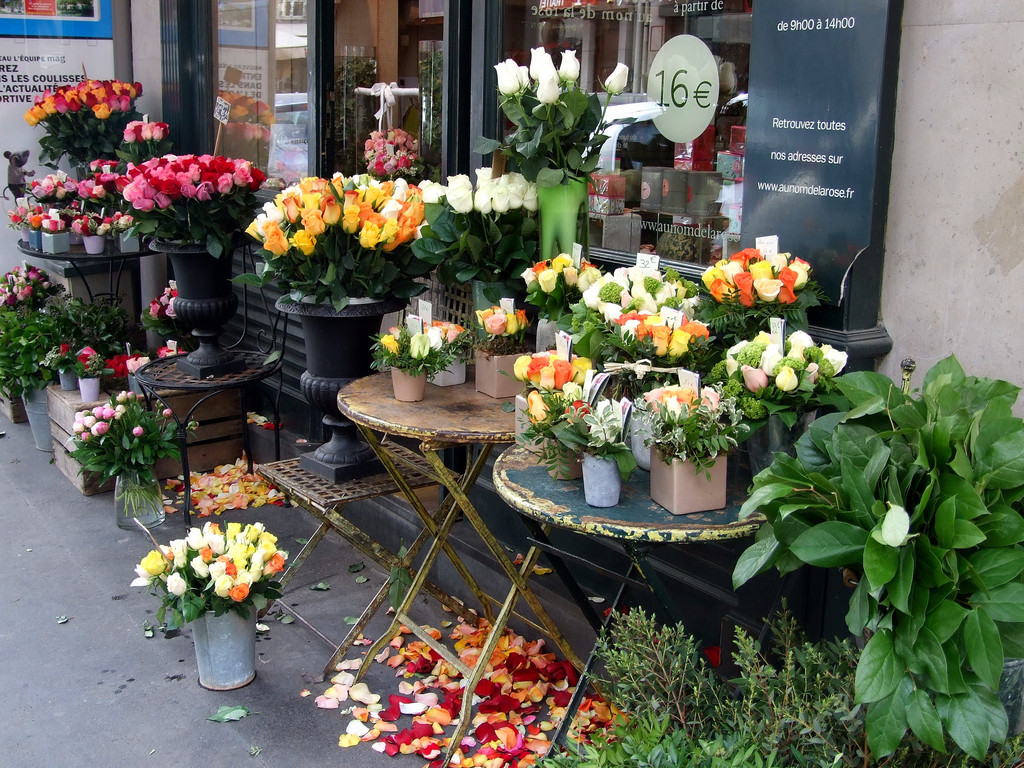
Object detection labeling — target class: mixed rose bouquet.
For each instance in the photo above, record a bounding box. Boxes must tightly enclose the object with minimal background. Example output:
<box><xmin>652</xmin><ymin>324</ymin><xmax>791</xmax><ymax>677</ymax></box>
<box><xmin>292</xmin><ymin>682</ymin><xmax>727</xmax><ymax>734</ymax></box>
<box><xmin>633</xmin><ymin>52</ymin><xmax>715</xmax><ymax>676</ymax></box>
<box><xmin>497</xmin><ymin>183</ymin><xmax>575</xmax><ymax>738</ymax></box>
<box><xmin>116</xmin><ymin>118</ymin><xmax>172</xmax><ymax>166</ymax></box>
<box><xmin>140</xmin><ymin>280</ymin><xmax>195</xmax><ymax>351</ymax></box>
<box><xmin>69</xmin><ymin>389</ymin><xmax>180</xmax><ymax>483</ymax></box>
<box><xmin>75</xmin><ymin>167</ymin><xmax>121</xmax><ymax>213</ymax></box>
<box><xmin>475</xmin><ymin>304</ymin><xmax>530</xmax><ymax>356</ymax></box>
<box><xmin>243</xmin><ymin>174</ymin><xmax>429</xmax><ymax>310</ymax></box>
<box><xmin>513</xmin><ymin>350</ymin><xmax>592</xmax><ymax>394</ymax></box>
<box><xmin>697</xmin><ymin>248</ymin><xmax>824</xmax><ymax>342</ymax></box>
<box><xmin>412</xmin><ymin>170</ymin><xmax>539</xmax><ymax>299</ymax></box>
<box><xmin>0</xmin><ymin>262</ymin><xmax>59</xmax><ymax>310</ymax></box>
<box><xmin>29</xmin><ymin>172</ymin><xmax>78</xmax><ymax>203</ymax></box>
<box><xmin>71</xmin><ymin>213</ymin><xmax>114</xmax><ymax>237</ymax></box>
<box><xmin>109</xmin><ymin>211</ymin><xmax>135</xmax><ymax>233</ymax></box>
<box><xmin>364</xmin><ymin>127</ymin><xmax>423</xmax><ymax>180</ymax></box>
<box><xmin>7</xmin><ymin>201</ymin><xmax>42</xmax><ymax>231</ymax></box>
<box><xmin>711</xmin><ymin>330</ymin><xmax>849</xmax><ymax>426</ymax></box>
<box><xmin>130</xmin><ymin>520</ymin><xmax>287</xmax><ymax>629</ymax></box>
<box><xmin>521</xmin><ymin>253</ymin><xmax>601</xmax><ymax>323</ymax></box>
<box><xmin>478</xmin><ymin>48</ymin><xmax>630</xmax><ymax>187</ymax></box>
<box><xmin>371</xmin><ymin>323</ymin><xmax>459</xmax><ymax>379</ymax></box>
<box><xmin>641</xmin><ymin>383</ymin><xmax>746</xmax><ymax>472</ymax></box>
<box><xmin>24</xmin><ymin>78</ymin><xmax>143</xmax><ymax>168</ymax></box>
<box><xmin>549</xmin><ymin>397</ymin><xmax>636</xmax><ymax>480</ymax></box>
<box><xmin>121</xmin><ymin>153</ymin><xmax>265</xmax><ymax>258</ymax></box>
<box><xmin>39</xmin><ymin>212</ymin><xmax>66</xmax><ymax>233</ymax></box>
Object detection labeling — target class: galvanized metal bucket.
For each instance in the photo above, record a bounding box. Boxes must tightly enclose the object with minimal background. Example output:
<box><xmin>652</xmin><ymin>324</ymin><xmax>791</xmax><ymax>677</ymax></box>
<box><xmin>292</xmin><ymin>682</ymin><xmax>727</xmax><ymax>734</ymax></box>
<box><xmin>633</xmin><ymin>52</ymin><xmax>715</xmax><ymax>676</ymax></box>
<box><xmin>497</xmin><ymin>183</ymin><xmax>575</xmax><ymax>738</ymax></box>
<box><xmin>192</xmin><ymin>610</ymin><xmax>257</xmax><ymax>690</ymax></box>
<box><xmin>1000</xmin><ymin>658</ymin><xmax>1024</xmax><ymax>737</ymax></box>
<box><xmin>22</xmin><ymin>387</ymin><xmax>52</xmax><ymax>453</ymax></box>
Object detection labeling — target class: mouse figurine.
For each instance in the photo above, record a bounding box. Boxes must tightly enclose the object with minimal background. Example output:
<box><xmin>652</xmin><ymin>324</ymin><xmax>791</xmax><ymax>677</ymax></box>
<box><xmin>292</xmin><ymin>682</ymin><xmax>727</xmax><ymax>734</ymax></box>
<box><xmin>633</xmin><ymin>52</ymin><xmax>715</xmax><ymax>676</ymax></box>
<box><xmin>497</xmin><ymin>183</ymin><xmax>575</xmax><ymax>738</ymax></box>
<box><xmin>4</xmin><ymin>149</ymin><xmax>34</xmax><ymax>200</ymax></box>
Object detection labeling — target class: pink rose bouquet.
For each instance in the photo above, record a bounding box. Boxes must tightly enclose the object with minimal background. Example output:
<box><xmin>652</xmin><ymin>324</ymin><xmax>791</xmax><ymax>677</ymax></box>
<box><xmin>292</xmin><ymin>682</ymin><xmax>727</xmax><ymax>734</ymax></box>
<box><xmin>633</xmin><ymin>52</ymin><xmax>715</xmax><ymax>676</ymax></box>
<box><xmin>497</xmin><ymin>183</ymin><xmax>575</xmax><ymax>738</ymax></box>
<box><xmin>121</xmin><ymin>153</ymin><xmax>266</xmax><ymax>258</ymax></box>
<box><xmin>29</xmin><ymin>172</ymin><xmax>78</xmax><ymax>204</ymax></box>
<box><xmin>364</xmin><ymin>128</ymin><xmax>423</xmax><ymax>180</ymax></box>
<box><xmin>117</xmin><ymin>118</ymin><xmax>173</xmax><ymax>166</ymax></box>
<box><xmin>0</xmin><ymin>262</ymin><xmax>59</xmax><ymax>310</ymax></box>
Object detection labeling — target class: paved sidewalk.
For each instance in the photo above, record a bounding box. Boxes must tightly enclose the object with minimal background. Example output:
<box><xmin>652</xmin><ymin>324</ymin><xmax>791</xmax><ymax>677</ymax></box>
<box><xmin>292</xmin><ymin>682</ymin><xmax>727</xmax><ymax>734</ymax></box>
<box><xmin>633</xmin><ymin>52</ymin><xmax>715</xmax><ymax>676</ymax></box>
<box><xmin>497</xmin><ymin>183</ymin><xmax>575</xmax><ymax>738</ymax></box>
<box><xmin>0</xmin><ymin>414</ymin><xmax>467</xmax><ymax>767</ymax></box>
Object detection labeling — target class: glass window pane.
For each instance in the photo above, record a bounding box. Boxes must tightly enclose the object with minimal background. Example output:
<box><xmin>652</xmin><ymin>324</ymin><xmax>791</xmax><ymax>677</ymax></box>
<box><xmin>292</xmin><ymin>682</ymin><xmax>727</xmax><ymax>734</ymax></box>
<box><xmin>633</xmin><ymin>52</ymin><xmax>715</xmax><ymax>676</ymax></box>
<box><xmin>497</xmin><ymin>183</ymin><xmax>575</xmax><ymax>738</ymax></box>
<box><xmin>503</xmin><ymin>1</ymin><xmax>751</xmax><ymax>265</ymax></box>
<box><xmin>215</xmin><ymin>0</ymin><xmax>309</xmax><ymax>184</ymax></box>
<box><xmin>330</xmin><ymin>1</ymin><xmax>443</xmax><ymax>180</ymax></box>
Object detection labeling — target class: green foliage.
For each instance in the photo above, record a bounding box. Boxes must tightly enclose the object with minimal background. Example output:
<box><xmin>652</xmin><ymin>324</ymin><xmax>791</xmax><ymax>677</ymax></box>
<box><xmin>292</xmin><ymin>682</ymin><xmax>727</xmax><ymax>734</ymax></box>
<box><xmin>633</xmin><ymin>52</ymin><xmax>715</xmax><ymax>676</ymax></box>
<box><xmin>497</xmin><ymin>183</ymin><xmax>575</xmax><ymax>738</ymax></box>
<box><xmin>543</xmin><ymin>608</ymin><xmax>1024</xmax><ymax>768</ymax></box>
<box><xmin>0</xmin><ymin>305</ymin><xmax>61</xmax><ymax>396</ymax></box>
<box><xmin>370</xmin><ymin>325</ymin><xmax>458</xmax><ymax>378</ymax></box>
<box><xmin>410</xmin><ymin>199</ymin><xmax>538</xmax><ymax>296</ymax></box>
<box><xmin>643</xmin><ymin>384</ymin><xmax>747</xmax><ymax>473</ymax></box>
<box><xmin>733</xmin><ymin>355</ymin><xmax>1024</xmax><ymax>759</ymax></box>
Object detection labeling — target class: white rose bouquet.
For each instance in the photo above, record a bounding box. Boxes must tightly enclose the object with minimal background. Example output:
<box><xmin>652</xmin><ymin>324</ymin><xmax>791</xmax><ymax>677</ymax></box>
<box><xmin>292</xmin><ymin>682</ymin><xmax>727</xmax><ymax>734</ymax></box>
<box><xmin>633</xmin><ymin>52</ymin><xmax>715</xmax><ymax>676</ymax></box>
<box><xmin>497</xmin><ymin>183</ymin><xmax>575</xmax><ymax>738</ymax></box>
<box><xmin>476</xmin><ymin>48</ymin><xmax>630</xmax><ymax>188</ymax></box>
<box><xmin>410</xmin><ymin>169</ymin><xmax>539</xmax><ymax>299</ymax></box>
<box><xmin>708</xmin><ymin>329</ymin><xmax>849</xmax><ymax>427</ymax></box>
<box><xmin>131</xmin><ymin>520</ymin><xmax>288</xmax><ymax>629</ymax></box>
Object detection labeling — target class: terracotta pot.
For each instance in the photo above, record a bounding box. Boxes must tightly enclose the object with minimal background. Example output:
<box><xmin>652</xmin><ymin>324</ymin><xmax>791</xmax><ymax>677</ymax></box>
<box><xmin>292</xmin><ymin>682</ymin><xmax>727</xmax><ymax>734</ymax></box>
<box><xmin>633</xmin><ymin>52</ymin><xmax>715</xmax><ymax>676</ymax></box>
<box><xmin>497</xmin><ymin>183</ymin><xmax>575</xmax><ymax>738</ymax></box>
<box><xmin>474</xmin><ymin>349</ymin><xmax>522</xmax><ymax>399</ymax></box>
<box><xmin>391</xmin><ymin>368</ymin><xmax>427</xmax><ymax>402</ymax></box>
<box><xmin>650</xmin><ymin>453</ymin><xmax>728</xmax><ymax>515</ymax></box>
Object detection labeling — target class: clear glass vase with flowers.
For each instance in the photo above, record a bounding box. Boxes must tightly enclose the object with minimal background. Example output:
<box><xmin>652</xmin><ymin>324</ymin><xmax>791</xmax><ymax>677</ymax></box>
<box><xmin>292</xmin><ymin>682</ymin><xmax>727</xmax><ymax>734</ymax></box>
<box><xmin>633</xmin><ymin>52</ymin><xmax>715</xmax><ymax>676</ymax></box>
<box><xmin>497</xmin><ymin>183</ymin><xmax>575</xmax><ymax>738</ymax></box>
<box><xmin>69</xmin><ymin>390</ymin><xmax>186</xmax><ymax>528</ymax></box>
<box><xmin>412</xmin><ymin>170</ymin><xmax>539</xmax><ymax>302</ymax></box>
<box><xmin>640</xmin><ymin>383</ymin><xmax>747</xmax><ymax>515</ymax></box>
<box><xmin>697</xmin><ymin>248</ymin><xmax>826</xmax><ymax>345</ymax></box>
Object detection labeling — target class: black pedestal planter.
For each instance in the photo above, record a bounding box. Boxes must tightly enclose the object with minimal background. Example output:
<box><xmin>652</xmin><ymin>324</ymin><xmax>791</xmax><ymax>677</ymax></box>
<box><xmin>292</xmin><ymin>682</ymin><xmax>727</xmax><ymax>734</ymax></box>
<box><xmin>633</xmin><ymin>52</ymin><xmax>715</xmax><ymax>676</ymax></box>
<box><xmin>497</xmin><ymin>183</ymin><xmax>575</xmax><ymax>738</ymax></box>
<box><xmin>158</xmin><ymin>239</ymin><xmax>244</xmax><ymax>379</ymax></box>
<box><xmin>278</xmin><ymin>297</ymin><xmax>402</xmax><ymax>483</ymax></box>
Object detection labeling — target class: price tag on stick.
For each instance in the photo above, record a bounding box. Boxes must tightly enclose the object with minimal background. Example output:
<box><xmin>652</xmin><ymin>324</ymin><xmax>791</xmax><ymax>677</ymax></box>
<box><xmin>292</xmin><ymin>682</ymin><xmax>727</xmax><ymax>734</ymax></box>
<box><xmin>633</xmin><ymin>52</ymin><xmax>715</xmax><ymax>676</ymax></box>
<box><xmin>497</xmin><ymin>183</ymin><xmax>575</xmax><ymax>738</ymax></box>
<box><xmin>571</xmin><ymin>243</ymin><xmax>583</xmax><ymax>269</ymax></box>
<box><xmin>769</xmin><ymin>317</ymin><xmax>786</xmax><ymax>352</ymax></box>
<box><xmin>677</xmin><ymin>368</ymin><xmax>701</xmax><ymax>392</ymax></box>
<box><xmin>406</xmin><ymin>314</ymin><xmax>424</xmax><ymax>334</ymax></box>
<box><xmin>213</xmin><ymin>96</ymin><xmax>230</xmax><ymax>156</ymax></box>
<box><xmin>499</xmin><ymin>298</ymin><xmax>515</xmax><ymax>315</ymax></box>
<box><xmin>417</xmin><ymin>299</ymin><xmax>433</xmax><ymax>327</ymax></box>
<box><xmin>755</xmin><ymin>235</ymin><xmax>779</xmax><ymax>261</ymax></box>
<box><xmin>636</xmin><ymin>252</ymin><xmax>660</xmax><ymax>270</ymax></box>
<box><xmin>555</xmin><ymin>330</ymin><xmax>573</xmax><ymax>361</ymax></box>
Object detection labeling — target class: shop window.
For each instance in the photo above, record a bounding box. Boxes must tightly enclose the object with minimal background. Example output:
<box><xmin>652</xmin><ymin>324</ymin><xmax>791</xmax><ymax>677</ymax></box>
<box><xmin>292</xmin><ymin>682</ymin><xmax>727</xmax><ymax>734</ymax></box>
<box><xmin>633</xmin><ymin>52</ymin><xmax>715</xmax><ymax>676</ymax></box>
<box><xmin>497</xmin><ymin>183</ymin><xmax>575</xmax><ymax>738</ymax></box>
<box><xmin>214</xmin><ymin>0</ymin><xmax>309</xmax><ymax>184</ymax></box>
<box><xmin>503</xmin><ymin>0</ymin><xmax>751</xmax><ymax>265</ymax></box>
<box><xmin>330</xmin><ymin>1</ymin><xmax>443</xmax><ymax>180</ymax></box>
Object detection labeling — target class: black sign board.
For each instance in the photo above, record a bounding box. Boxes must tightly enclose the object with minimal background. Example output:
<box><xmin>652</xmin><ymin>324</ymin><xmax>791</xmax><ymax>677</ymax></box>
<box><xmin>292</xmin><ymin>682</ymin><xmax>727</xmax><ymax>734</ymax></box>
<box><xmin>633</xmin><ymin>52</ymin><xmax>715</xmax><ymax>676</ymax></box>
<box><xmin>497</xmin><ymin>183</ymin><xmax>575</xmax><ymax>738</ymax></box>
<box><xmin>742</xmin><ymin>0</ymin><xmax>898</xmax><ymax>304</ymax></box>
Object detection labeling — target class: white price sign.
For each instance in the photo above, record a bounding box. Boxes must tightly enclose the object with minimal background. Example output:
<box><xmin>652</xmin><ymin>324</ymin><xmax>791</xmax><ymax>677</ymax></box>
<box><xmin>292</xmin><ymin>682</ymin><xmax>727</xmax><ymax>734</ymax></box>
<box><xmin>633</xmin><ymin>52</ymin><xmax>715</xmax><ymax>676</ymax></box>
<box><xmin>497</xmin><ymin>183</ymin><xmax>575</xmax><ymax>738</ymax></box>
<box><xmin>646</xmin><ymin>35</ymin><xmax>720</xmax><ymax>143</ymax></box>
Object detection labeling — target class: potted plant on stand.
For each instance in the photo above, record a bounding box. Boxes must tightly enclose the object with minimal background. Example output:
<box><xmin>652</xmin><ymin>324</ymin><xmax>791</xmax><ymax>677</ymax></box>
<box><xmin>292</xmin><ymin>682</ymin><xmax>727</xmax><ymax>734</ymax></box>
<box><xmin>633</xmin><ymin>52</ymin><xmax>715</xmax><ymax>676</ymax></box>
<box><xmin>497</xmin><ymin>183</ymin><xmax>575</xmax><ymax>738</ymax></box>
<box><xmin>521</xmin><ymin>252</ymin><xmax>602</xmax><ymax>351</ymax></box>
<box><xmin>75</xmin><ymin>346</ymin><xmax>110</xmax><ymax>402</ymax></box>
<box><xmin>554</xmin><ymin>396</ymin><xmax>636</xmax><ymax>507</ymax></box>
<box><xmin>411</xmin><ymin>170</ymin><xmax>538</xmax><ymax>307</ymax></box>
<box><xmin>131</xmin><ymin>520</ymin><xmax>287</xmax><ymax>689</ymax></box>
<box><xmin>120</xmin><ymin>153</ymin><xmax>265</xmax><ymax>378</ymax></box>
<box><xmin>733</xmin><ymin>356</ymin><xmax>1024</xmax><ymax>760</ymax></box>
<box><xmin>0</xmin><ymin>305</ymin><xmax>60</xmax><ymax>450</ymax></box>
<box><xmin>427</xmin><ymin>320</ymin><xmax>473</xmax><ymax>387</ymax></box>
<box><xmin>241</xmin><ymin>174</ymin><xmax>430</xmax><ymax>481</ymax></box>
<box><xmin>370</xmin><ymin>323</ymin><xmax>457</xmax><ymax>402</ymax></box>
<box><xmin>477</xmin><ymin>49</ymin><xmax>632</xmax><ymax>264</ymax></box>
<box><xmin>641</xmin><ymin>383</ymin><xmax>746</xmax><ymax>515</ymax></box>
<box><xmin>42</xmin><ymin>343</ymin><xmax>80</xmax><ymax>391</ymax></box>
<box><xmin>69</xmin><ymin>389</ymin><xmax>181</xmax><ymax>529</ymax></box>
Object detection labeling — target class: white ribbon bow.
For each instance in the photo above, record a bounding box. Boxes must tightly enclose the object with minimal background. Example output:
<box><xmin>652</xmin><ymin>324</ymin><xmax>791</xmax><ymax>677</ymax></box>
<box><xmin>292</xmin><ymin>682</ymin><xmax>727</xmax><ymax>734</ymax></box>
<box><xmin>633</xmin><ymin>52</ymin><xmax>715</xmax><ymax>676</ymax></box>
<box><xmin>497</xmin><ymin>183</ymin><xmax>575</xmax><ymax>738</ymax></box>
<box><xmin>369</xmin><ymin>81</ymin><xmax>397</xmax><ymax>131</ymax></box>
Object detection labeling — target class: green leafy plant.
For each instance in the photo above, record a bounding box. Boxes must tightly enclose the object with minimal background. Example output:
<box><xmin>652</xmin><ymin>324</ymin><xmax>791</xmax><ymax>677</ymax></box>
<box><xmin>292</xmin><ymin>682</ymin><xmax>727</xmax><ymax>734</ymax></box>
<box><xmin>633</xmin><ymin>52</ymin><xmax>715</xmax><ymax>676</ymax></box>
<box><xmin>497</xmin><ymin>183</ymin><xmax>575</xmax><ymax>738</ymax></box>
<box><xmin>641</xmin><ymin>383</ymin><xmax>747</xmax><ymax>473</ymax></box>
<box><xmin>733</xmin><ymin>355</ymin><xmax>1024</xmax><ymax>759</ymax></box>
<box><xmin>546</xmin><ymin>397</ymin><xmax>637</xmax><ymax>481</ymax></box>
<box><xmin>0</xmin><ymin>306</ymin><xmax>60</xmax><ymax>396</ymax></box>
<box><xmin>410</xmin><ymin>171</ymin><xmax>539</xmax><ymax>298</ymax></box>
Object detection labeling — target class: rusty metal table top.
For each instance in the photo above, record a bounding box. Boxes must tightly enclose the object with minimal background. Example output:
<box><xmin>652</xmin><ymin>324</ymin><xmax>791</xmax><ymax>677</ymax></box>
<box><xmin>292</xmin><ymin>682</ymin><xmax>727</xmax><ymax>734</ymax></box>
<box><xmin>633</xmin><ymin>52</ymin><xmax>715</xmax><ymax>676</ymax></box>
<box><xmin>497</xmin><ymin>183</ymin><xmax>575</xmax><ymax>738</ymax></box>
<box><xmin>337</xmin><ymin>373</ymin><xmax>515</xmax><ymax>446</ymax></box>
<box><xmin>493</xmin><ymin>445</ymin><xmax>761</xmax><ymax>543</ymax></box>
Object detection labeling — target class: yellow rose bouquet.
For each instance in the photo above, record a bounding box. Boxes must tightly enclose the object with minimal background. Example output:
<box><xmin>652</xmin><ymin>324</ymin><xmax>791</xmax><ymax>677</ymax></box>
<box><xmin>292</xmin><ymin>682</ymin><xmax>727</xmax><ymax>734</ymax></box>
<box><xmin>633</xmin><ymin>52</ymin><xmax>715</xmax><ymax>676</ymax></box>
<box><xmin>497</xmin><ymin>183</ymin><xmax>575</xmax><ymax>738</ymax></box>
<box><xmin>696</xmin><ymin>248</ymin><xmax>825</xmax><ymax>343</ymax></box>
<box><xmin>131</xmin><ymin>520</ymin><xmax>287</xmax><ymax>629</ymax></box>
<box><xmin>241</xmin><ymin>174</ymin><xmax>431</xmax><ymax>310</ymax></box>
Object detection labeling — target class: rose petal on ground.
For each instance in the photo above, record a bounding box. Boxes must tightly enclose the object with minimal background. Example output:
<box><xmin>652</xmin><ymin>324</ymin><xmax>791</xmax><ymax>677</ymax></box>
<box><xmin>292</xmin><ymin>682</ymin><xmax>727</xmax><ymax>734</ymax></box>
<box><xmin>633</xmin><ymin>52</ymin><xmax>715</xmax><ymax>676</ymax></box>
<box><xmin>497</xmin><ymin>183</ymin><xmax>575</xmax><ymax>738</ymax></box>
<box><xmin>349</xmin><ymin>682</ymin><xmax>380</xmax><ymax>706</ymax></box>
<box><xmin>337</xmin><ymin>733</ymin><xmax>360</xmax><ymax>748</ymax></box>
<box><xmin>399</xmin><ymin>701</ymin><xmax>428</xmax><ymax>715</ymax></box>
<box><xmin>335</xmin><ymin>658</ymin><xmax>361</xmax><ymax>671</ymax></box>
<box><xmin>315</xmin><ymin>696</ymin><xmax>340</xmax><ymax>709</ymax></box>
<box><xmin>346</xmin><ymin>720</ymin><xmax>371</xmax><ymax>737</ymax></box>
<box><xmin>331</xmin><ymin>671</ymin><xmax>355</xmax><ymax>686</ymax></box>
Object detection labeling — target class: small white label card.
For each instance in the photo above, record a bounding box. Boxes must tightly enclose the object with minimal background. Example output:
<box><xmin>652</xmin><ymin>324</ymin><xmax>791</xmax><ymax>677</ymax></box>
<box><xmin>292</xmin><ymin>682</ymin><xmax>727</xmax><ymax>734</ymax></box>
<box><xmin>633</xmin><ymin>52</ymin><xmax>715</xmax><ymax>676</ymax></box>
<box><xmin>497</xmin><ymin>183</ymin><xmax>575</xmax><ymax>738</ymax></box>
<box><xmin>619</xmin><ymin>398</ymin><xmax>633</xmax><ymax>434</ymax></box>
<box><xmin>555</xmin><ymin>330</ymin><xmax>573</xmax><ymax>360</ymax></box>
<box><xmin>571</xmin><ymin>242</ymin><xmax>583</xmax><ymax>268</ymax></box>
<box><xmin>755</xmin><ymin>235</ymin><xmax>779</xmax><ymax>261</ymax></box>
<box><xmin>167</xmin><ymin>339</ymin><xmax>178</xmax><ymax>353</ymax></box>
<box><xmin>499</xmin><ymin>297</ymin><xmax>515</xmax><ymax>314</ymax></box>
<box><xmin>417</xmin><ymin>299</ymin><xmax>433</xmax><ymax>327</ymax></box>
<box><xmin>636</xmin><ymin>252</ymin><xmax>660</xmax><ymax>270</ymax></box>
<box><xmin>214</xmin><ymin>97</ymin><xmax>231</xmax><ymax>125</ymax></box>
<box><xmin>769</xmin><ymin>316</ymin><xmax>786</xmax><ymax>351</ymax></box>
<box><xmin>587</xmin><ymin>371</ymin><xmax>613</xmax><ymax>404</ymax></box>
<box><xmin>406</xmin><ymin>313</ymin><xmax>424</xmax><ymax>334</ymax></box>
<box><xmin>677</xmin><ymin>368</ymin><xmax>701</xmax><ymax>392</ymax></box>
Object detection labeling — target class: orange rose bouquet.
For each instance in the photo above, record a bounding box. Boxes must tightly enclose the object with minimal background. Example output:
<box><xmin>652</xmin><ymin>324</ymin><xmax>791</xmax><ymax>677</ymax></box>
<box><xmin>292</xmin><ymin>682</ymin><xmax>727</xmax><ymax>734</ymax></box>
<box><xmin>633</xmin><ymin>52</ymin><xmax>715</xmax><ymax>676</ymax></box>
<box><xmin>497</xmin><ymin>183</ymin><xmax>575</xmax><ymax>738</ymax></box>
<box><xmin>474</xmin><ymin>304</ymin><xmax>530</xmax><ymax>356</ymax></box>
<box><xmin>24</xmin><ymin>78</ymin><xmax>143</xmax><ymax>168</ymax></box>
<box><xmin>242</xmin><ymin>174</ymin><xmax>430</xmax><ymax>310</ymax></box>
<box><xmin>697</xmin><ymin>248</ymin><xmax>824</xmax><ymax>343</ymax></box>
<box><xmin>131</xmin><ymin>520</ymin><xmax>287</xmax><ymax>629</ymax></box>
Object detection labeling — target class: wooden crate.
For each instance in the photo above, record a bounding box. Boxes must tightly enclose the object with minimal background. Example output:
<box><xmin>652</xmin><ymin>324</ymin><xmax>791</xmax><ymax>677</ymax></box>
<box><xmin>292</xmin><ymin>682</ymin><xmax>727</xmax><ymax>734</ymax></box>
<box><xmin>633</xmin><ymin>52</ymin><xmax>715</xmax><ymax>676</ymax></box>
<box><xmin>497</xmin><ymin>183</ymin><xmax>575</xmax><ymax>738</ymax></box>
<box><xmin>48</xmin><ymin>385</ymin><xmax>245</xmax><ymax>496</ymax></box>
<box><xmin>0</xmin><ymin>392</ymin><xmax>27</xmax><ymax>424</ymax></box>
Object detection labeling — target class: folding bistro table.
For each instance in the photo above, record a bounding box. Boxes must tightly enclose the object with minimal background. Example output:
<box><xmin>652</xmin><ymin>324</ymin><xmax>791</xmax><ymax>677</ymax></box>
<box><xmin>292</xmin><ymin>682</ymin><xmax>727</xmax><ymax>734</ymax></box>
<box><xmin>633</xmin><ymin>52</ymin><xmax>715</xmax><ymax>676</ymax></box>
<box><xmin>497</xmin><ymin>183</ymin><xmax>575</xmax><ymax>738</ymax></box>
<box><xmin>335</xmin><ymin>373</ymin><xmax>585</xmax><ymax>761</ymax></box>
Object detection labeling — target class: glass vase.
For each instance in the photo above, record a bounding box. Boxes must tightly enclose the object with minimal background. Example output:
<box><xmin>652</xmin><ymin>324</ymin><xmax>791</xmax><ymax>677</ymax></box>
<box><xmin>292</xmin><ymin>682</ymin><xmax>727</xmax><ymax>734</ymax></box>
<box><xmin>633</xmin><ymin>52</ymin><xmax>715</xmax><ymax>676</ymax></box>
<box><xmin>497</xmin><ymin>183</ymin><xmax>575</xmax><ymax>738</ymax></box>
<box><xmin>537</xmin><ymin>178</ymin><xmax>587</xmax><ymax>264</ymax></box>
<box><xmin>115</xmin><ymin>469</ymin><xmax>166</xmax><ymax>530</ymax></box>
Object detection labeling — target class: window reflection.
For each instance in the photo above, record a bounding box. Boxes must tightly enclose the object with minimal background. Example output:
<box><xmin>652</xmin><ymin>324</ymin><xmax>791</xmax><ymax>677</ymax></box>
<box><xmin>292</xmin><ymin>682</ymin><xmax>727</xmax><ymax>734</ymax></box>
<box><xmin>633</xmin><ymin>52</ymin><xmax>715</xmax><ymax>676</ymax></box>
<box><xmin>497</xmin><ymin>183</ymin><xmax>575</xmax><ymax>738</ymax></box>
<box><xmin>504</xmin><ymin>0</ymin><xmax>751</xmax><ymax>264</ymax></box>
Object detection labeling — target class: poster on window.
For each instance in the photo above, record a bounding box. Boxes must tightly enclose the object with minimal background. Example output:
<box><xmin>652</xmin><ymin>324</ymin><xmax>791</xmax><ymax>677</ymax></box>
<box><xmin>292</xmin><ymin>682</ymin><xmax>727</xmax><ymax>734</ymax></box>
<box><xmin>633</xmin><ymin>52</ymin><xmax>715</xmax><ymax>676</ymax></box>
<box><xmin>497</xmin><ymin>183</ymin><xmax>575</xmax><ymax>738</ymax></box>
<box><xmin>0</xmin><ymin>0</ymin><xmax>112</xmax><ymax>40</ymax></box>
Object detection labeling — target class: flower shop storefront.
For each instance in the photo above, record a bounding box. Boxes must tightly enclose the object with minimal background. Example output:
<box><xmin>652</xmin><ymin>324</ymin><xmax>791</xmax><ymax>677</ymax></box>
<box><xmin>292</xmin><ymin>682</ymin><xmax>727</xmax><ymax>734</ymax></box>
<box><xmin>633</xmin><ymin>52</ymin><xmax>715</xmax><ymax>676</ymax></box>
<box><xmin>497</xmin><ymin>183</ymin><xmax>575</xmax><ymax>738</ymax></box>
<box><xmin>12</xmin><ymin>0</ymin><xmax>1024</xmax><ymax>764</ymax></box>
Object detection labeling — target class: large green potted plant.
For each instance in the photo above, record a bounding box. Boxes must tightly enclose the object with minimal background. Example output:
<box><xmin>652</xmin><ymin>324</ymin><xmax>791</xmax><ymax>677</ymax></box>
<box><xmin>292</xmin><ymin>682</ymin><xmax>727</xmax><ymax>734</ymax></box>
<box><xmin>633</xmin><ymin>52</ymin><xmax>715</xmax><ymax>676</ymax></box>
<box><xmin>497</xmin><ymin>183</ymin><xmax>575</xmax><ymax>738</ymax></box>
<box><xmin>0</xmin><ymin>306</ymin><xmax>60</xmax><ymax>450</ymax></box>
<box><xmin>733</xmin><ymin>356</ymin><xmax>1024</xmax><ymax>759</ymax></box>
